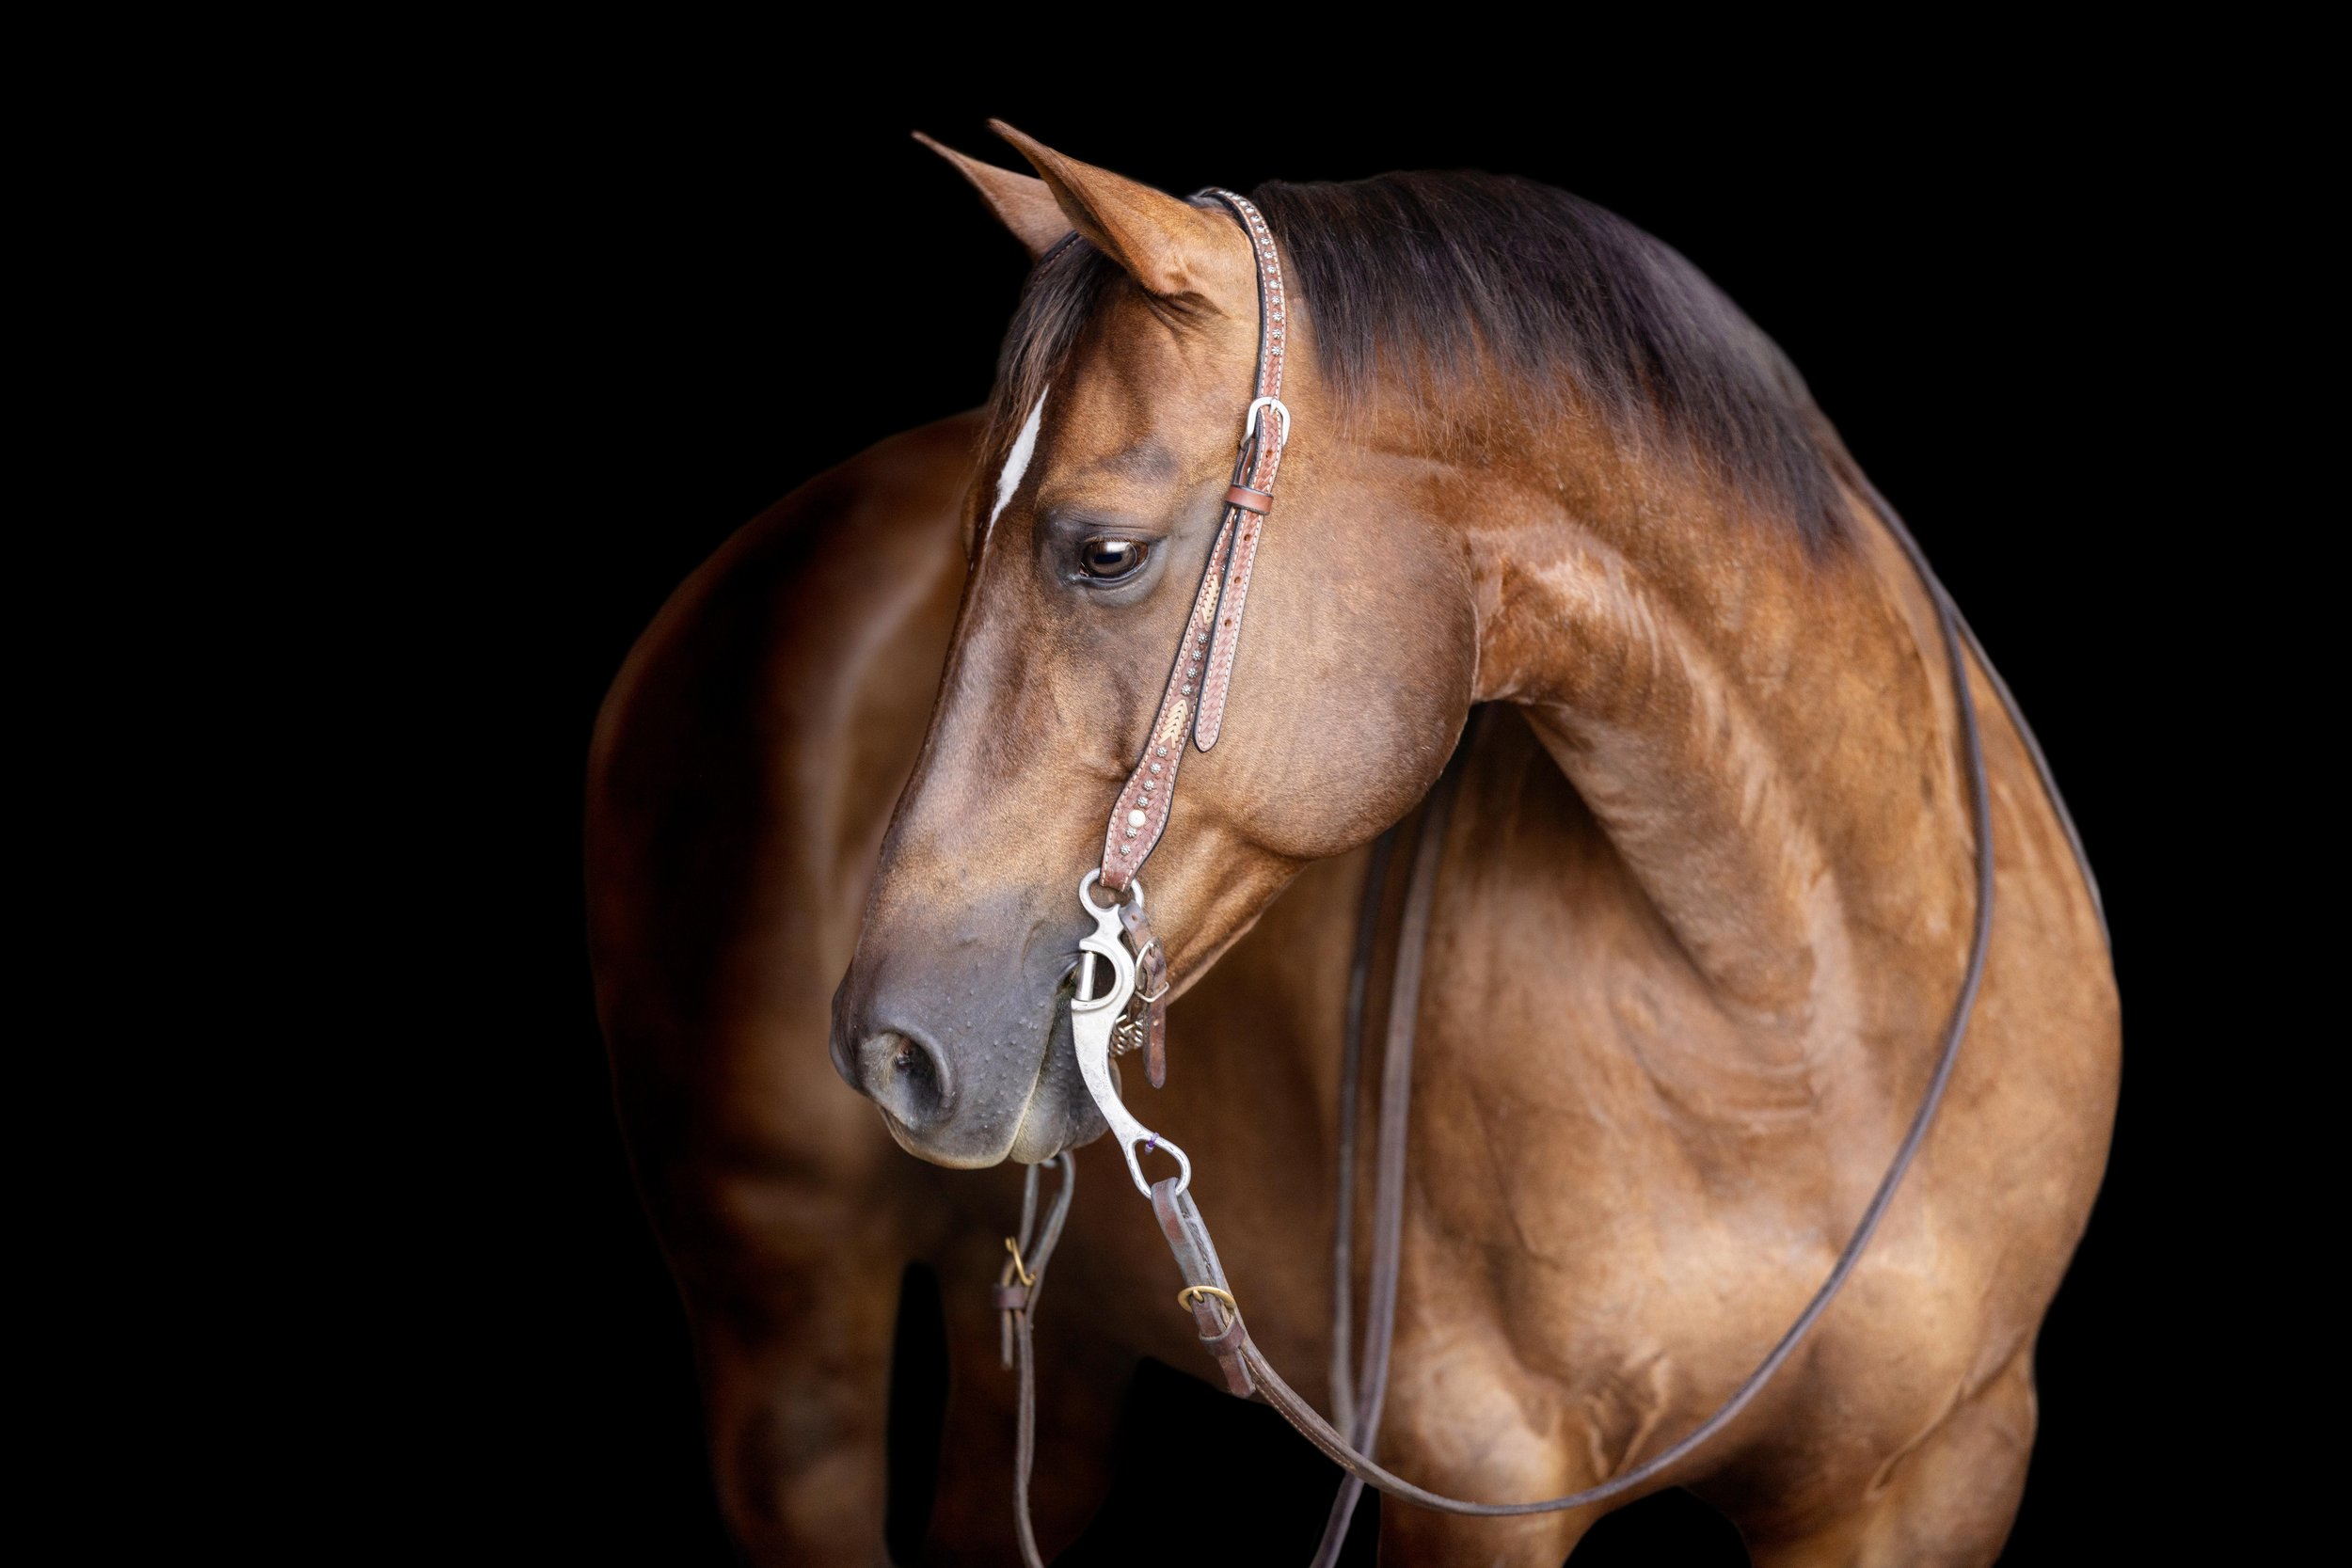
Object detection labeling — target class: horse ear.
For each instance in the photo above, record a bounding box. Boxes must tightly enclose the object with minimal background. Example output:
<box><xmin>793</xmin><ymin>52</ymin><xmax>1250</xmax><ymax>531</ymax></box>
<box><xmin>988</xmin><ymin>120</ymin><xmax>1247</xmax><ymax>305</ymax></box>
<box><xmin>913</xmin><ymin>133</ymin><xmax>1070</xmax><ymax>261</ymax></box>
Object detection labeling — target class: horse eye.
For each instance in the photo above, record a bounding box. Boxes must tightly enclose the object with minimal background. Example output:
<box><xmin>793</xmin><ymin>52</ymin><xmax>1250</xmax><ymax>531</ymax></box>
<box><xmin>1076</xmin><ymin>537</ymin><xmax>1150</xmax><ymax>582</ymax></box>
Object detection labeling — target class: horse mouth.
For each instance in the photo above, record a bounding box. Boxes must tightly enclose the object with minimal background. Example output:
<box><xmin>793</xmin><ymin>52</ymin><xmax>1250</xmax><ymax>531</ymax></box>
<box><xmin>1005</xmin><ymin>978</ymin><xmax>1110</xmax><ymax>1164</ymax></box>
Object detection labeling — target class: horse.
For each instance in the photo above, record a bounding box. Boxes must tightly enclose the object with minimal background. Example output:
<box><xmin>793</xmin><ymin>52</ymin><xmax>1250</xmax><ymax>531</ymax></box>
<box><xmin>588</xmin><ymin>125</ymin><xmax>2118</xmax><ymax>1566</ymax></box>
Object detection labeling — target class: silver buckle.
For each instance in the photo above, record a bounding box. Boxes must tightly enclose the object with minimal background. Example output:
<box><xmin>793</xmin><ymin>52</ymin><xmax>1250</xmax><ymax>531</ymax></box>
<box><xmin>1242</xmin><ymin>395</ymin><xmax>1291</xmax><ymax>453</ymax></box>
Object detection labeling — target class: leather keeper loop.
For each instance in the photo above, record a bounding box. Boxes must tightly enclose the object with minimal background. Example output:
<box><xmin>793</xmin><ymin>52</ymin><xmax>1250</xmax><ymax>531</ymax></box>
<box><xmin>1225</xmin><ymin>483</ymin><xmax>1274</xmax><ymax>515</ymax></box>
<box><xmin>1200</xmin><ymin>1309</ymin><xmax>1257</xmax><ymax>1397</ymax></box>
<box><xmin>1200</xmin><ymin>1310</ymin><xmax>1250</xmax><ymax>1354</ymax></box>
<box><xmin>991</xmin><ymin>1283</ymin><xmax>1031</xmax><ymax>1312</ymax></box>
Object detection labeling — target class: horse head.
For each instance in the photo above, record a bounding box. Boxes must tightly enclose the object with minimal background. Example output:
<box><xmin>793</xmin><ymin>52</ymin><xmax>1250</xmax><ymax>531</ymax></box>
<box><xmin>831</xmin><ymin>125</ymin><xmax>1474</xmax><ymax>1167</ymax></box>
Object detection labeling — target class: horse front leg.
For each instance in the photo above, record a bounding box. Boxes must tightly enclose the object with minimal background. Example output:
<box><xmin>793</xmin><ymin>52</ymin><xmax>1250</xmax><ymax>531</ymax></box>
<box><xmin>919</xmin><ymin>1226</ymin><xmax>1132</xmax><ymax>1567</ymax></box>
<box><xmin>1724</xmin><ymin>1348</ymin><xmax>2037</xmax><ymax>1568</ymax></box>
<box><xmin>664</xmin><ymin>1171</ymin><xmax>909</xmax><ymax>1567</ymax></box>
<box><xmin>1370</xmin><ymin>1343</ymin><xmax>1605</xmax><ymax>1567</ymax></box>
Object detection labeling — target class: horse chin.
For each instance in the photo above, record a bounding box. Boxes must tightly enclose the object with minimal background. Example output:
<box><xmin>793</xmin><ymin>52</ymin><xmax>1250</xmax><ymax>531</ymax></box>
<box><xmin>876</xmin><ymin>1110</ymin><xmax>1007</xmax><ymax>1169</ymax></box>
<box><xmin>1004</xmin><ymin>1022</ymin><xmax>1110</xmax><ymax>1164</ymax></box>
<box><xmin>1007</xmin><ymin>1081</ymin><xmax>1108</xmax><ymax>1164</ymax></box>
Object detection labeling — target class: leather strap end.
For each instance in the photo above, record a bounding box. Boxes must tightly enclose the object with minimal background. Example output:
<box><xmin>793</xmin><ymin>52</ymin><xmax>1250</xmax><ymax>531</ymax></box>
<box><xmin>1152</xmin><ymin>1178</ymin><xmax>1255</xmax><ymax>1396</ymax></box>
<box><xmin>1198</xmin><ymin>1307</ymin><xmax>1257</xmax><ymax>1398</ymax></box>
<box><xmin>1191</xmin><ymin>515</ymin><xmax>1264</xmax><ymax>753</ymax></box>
<box><xmin>1120</xmin><ymin>901</ymin><xmax>1172</xmax><ymax>1088</ymax></box>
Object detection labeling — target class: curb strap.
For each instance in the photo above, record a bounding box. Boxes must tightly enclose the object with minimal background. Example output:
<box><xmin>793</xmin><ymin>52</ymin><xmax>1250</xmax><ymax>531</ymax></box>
<box><xmin>1097</xmin><ymin>189</ymin><xmax>1289</xmax><ymax>895</ymax></box>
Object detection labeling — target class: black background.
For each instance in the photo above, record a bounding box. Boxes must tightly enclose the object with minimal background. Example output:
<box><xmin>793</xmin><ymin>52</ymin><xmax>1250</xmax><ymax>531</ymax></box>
<box><xmin>397</xmin><ymin>75</ymin><xmax>2264</xmax><ymax>1565</ymax></box>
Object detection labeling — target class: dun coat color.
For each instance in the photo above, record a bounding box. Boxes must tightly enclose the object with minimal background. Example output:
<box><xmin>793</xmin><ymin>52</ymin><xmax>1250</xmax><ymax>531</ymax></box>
<box><xmin>588</xmin><ymin>126</ymin><xmax>2118</xmax><ymax>1566</ymax></box>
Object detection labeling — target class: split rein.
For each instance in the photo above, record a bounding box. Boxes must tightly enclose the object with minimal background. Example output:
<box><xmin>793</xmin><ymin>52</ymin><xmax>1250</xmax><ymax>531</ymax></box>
<box><xmin>985</xmin><ymin>191</ymin><xmax>1999</xmax><ymax>1566</ymax></box>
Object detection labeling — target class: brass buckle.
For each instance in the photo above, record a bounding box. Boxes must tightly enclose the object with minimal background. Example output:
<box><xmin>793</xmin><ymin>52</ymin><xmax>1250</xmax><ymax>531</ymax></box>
<box><xmin>1176</xmin><ymin>1283</ymin><xmax>1238</xmax><ymax>1330</ymax></box>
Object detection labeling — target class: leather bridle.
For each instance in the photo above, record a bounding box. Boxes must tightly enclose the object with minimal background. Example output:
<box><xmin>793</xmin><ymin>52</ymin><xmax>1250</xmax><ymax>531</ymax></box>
<box><xmin>985</xmin><ymin>188</ymin><xmax>2027</xmax><ymax>1567</ymax></box>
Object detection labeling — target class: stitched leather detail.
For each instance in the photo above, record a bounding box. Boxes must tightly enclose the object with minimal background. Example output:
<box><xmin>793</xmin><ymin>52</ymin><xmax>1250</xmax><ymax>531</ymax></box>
<box><xmin>1099</xmin><ymin>522</ymin><xmax>1235</xmax><ymax>891</ymax></box>
<box><xmin>1098</xmin><ymin>189</ymin><xmax>1289</xmax><ymax>892</ymax></box>
<box><xmin>1192</xmin><ymin>512</ymin><xmax>1263</xmax><ymax>752</ymax></box>
<box><xmin>1189</xmin><ymin>192</ymin><xmax>1285</xmax><ymax>752</ymax></box>
<box><xmin>1152</xmin><ymin>1178</ymin><xmax>1256</xmax><ymax>1398</ymax></box>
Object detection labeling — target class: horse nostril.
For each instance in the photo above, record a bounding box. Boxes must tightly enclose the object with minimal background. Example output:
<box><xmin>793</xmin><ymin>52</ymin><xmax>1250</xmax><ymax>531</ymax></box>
<box><xmin>856</xmin><ymin>1029</ymin><xmax>951</xmax><ymax>1130</ymax></box>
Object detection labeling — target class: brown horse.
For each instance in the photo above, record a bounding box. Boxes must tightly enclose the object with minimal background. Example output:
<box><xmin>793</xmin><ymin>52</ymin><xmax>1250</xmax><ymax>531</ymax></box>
<box><xmin>590</xmin><ymin>127</ymin><xmax>2117</xmax><ymax>1565</ymax></box>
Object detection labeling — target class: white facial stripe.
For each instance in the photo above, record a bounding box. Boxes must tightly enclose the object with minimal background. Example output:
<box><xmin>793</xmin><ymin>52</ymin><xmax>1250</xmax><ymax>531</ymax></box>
<box><xmin>990</xmin><ymin>390</ymin><xmax>1046</xmax><ymax>529</ymax></box>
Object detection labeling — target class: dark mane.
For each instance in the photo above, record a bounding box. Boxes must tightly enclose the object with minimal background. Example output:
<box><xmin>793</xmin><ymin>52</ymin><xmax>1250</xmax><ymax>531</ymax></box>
<box><xmin>982</xmin><ymin>170</ymin><xmax>1846</xmax><ymax>548</ymax></box>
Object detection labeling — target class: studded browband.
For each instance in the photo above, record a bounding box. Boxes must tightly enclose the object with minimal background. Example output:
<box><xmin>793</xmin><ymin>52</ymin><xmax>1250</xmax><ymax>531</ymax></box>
<box><xmin>1089</xmin><ymin>192</ymin><xmax>1287</xmax><ymax>1086</ymax></box>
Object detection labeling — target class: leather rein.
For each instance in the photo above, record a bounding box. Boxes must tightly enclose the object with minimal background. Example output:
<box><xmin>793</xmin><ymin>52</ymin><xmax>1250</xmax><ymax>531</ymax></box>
<box><xmin>988</xmin><ymin>189</ymin><xmax>2010</xmax><ymax>1566</ymax></box>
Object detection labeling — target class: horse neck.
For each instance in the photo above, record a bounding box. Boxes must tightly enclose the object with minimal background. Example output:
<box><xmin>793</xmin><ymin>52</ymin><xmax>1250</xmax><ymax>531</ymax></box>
<box><xmin>1449</xmin><ymin>422</ymin><xmax>1977</xmax><ymax>1037</ymax></box>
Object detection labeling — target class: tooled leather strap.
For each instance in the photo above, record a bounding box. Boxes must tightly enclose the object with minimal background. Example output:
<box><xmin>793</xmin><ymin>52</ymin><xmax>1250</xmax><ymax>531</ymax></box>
<box><xmin>1189</xmin><ymin>192</ymin><xmax>1290</xmax><ymax>752</ymax></box>
<box><xmin>1098</xmin><ymin>190</ymin><xmax>1288</xmax><ymax>894</ymax></box>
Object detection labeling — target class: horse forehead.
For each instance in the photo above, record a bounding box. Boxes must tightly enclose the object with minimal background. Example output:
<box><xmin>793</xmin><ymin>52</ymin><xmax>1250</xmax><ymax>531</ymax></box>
<box><xmin>1051</xmin><ymin>436</ymin><xmax>1182</xmax><ymax>489</ymax></box>
<box><xmin>1043</xmin><ymin>357</ymin><xmax>1242</xmax><ymax>496</ymax></box>
<box><xmin>1063</xmin><ymin>287</ymin><xmax>1259</xmax><ymax>425</ymax></box>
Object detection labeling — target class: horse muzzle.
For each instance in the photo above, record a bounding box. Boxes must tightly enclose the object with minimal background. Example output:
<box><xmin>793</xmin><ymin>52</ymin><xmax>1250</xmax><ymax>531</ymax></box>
<box><xmin>830</xmin><ymin>927</ymin><xmax>1110</xmax><ymax>1167</ymax></box>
